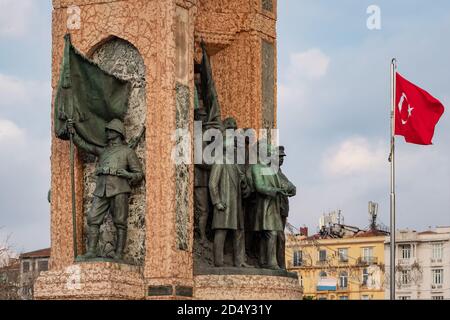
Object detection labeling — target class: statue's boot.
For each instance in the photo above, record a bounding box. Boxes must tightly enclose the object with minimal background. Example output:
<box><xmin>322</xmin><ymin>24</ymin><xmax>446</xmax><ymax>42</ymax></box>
<box><xmin>233</xmin><ymin>230</ymin><xmax>251</xmax><ymax>268</ymax></box>
<box><xmin>258</xmin><ymin>234</ymin><xmax>267</xmax><ymax>267</ymax></box>
<box><xmin>113</xmin><ymin>229</ymin><xmax>127</xmax><ymax>261</ymax></box>
<box><xmin>79</xmin><ymin>226</ymin><xmax>99</xmax><ymax>260</ymax></box>
<box><xmin>214</xmin><ymin>230</ymin><xmax>227</xmax><ymax>267</ymax></box>
<box><xmin>199</xmin><ymin>214</ymin><xmax>208</xmax><ymax>242</ymax></box>
<box><xmin>265</xmin><ymin>232</ymin><xmax>280</xmax><ymax>270</ymax></box>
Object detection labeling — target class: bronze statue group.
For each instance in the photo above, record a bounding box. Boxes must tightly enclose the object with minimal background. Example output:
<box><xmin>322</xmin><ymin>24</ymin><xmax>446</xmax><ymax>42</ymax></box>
<box><xmin>194</xmin><ymin>110</ymin><xmax>296</xmax><ymax>271</ymax></box>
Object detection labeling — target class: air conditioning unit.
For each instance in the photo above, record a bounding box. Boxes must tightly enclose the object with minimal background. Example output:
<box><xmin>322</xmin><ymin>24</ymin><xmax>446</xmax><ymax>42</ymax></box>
<box><xmin>431</xmin><ymin>285</ymin><xmax>442</xmax><ymax>290</ymax></box>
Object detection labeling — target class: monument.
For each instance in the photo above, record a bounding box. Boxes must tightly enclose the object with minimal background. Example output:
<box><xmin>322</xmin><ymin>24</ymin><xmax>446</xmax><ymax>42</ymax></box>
<box><xmin>35</xmin><ymin>0</ymin><xmax>302</xmax><ymax>300</ymax></box>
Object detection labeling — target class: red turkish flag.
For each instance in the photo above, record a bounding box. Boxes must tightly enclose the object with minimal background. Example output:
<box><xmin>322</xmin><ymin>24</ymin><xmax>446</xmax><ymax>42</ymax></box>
<box><xmin>395</xmin><ymin>73</ymin><xmax>445</xmax><ymax>145</ymax></box>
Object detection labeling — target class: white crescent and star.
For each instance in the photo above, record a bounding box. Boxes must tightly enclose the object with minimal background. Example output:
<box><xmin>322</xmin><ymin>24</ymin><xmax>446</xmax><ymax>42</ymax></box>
<box><xmin>398</xmin><ymin>92</ymin><xmax>414</xmax><ymax>125</ymax></box>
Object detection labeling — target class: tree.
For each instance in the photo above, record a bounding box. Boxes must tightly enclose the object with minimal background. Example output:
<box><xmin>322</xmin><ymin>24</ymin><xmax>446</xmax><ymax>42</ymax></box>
<box><xmin>0</xmin><ymin>228</ymin><xmax>20</xmax><ymax>300</ymax></box>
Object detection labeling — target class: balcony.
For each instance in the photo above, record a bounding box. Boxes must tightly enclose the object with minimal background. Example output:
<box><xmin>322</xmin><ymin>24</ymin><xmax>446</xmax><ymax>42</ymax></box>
<box><xmin>431</xmin><ymin>258</ymin><xmax>443</xmax><ymax>265</ymax></box>
<box><xmin>398</xmin><ymin>258</ymin><xmax>412</xmax><ymax>265</ymax></box>
<box><xmin>287</xmin><ymin>261</ymin><xmax>303</xmax><ymax>269</ymax></box>
<box><xmin>431</xmin><ymin>284</ymin><xmax>443</xmax><ymax>290</ymax></box>
<box><xmin>337</xmin><ymin>286</ymin><xmax>349</xmax><ymax>292</ymax></box>
<box><xmin>357</xmin><ymin>257</ymin><xmax>378</xmax><ymax>266</ymax></box>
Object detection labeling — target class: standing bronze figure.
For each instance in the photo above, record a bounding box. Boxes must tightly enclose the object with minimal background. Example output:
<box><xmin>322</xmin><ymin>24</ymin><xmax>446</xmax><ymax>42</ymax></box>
<box><xmin>276</xmin><ymin>146</ymin><xmax>297</xmax><ymax>269</ymax></box>
<box><xmin>194</xmin><ymin>108</ymin><xmax>211</xmax><ymax>241</ymax></box>
<box><xmin>209</xmin><ymin>129</ymin><xmax>250</xmax><ymax>267</ymax></box>
<box><xmin>251</xmin><ymin>144</ymin><xmax>288</xmax><ymax>270</ymax></box>
<box><xmin>68</xmin><ymin>119</ymin><xmax>144</xmax><ymax>261</ymax></box>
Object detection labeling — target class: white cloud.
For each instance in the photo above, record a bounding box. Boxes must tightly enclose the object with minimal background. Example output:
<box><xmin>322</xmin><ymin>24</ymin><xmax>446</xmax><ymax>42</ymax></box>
<box><xmin>0</xmin><ymin>0</ymin><xmax>34</xmax><ymax>38</ymax></box>
<box><xmin>323</xmin><ymin>136</ymin><xmax>386</xmax><ymax>177</ymax></box>
<box><xmin>290</xmin><ymin>48</ymin><xmax>330</xmax><ymax>79</ymax></box>
<box><xmin>0</xmin><ymin>73</ymin><xmax>51</xmax><ymax>108</ymax></box>
<box><xmin>277</xmin><ymin>48</ymin><xmax>330</xmax><ymax>121</ymax></box>
<box><xmin>0</xmin><ymin>74</ymin><xmax>28</xmax><ymax>105</ymax></box>
<box><xmin>0</xmin><ymin>118</ymin><xmax>25</xmax><ymax>145</ymax></box>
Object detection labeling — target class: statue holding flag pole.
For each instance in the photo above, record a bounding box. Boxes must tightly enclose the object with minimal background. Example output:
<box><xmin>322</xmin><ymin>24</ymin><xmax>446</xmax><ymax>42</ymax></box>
<box><xmin>54</xmin><ymin>34</ymin><xmax>144</xmax><ymax>262</ymax></box>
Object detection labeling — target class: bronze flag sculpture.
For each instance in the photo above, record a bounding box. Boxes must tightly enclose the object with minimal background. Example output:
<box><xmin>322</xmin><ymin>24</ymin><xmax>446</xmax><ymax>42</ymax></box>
<box><xmin>54</xmin><ymin>34</ymin><xmax>142</xmax><ymax>262</ymax></box>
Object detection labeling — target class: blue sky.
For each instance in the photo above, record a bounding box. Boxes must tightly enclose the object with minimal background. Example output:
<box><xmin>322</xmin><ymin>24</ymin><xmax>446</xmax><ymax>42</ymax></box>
<box><xmin>1</xmin><ymin>1</ymin><xmax>450</xmax><ymax>252</ymax></box>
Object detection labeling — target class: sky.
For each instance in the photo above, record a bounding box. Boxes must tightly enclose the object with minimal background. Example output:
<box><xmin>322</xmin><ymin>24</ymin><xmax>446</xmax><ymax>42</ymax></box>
<box><xmin>1</xmin><ymin>1</ymin><xmax>450</xmax><ymax>252</ymax></box>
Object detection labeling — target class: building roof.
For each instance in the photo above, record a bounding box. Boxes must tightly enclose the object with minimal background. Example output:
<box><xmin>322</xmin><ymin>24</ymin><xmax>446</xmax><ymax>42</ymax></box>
<box><xmin>418</xmin><ymin>231</ymin><xmax>437</xmax><ymax>235</ymax></box>
<box><xmin>355</xmin><ymin>229</ymin><xmax>389</xmax><ymax>238</ymax></box>
<box><xmin>19</xmin><ymin>248</ymin><xmax>50</xmax><ymax>259</ymax></box>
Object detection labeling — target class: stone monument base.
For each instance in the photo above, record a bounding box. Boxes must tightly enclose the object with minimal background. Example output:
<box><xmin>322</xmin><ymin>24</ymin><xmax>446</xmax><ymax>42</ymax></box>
<box><xmin>34</xmin><ymin>262</ymin><xmax>145</xmax><ymax>300</ymax></box>
<box><xmin>194</xmin><ymin>272</ymin><xmax>303</xmax><ymax>300</ymax></box>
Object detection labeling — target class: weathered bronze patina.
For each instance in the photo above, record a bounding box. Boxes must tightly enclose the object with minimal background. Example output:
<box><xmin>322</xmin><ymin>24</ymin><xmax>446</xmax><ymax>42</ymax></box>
<box><xmin>54</xmin><ymin>35</ymin><xmax>143</xmax><ymax>263</ymax></box>
<box><xmin>68</xmin><ymin>119</ymin><xmax>143</xmax><ymax>261</ymax></box>
<box><xmin>276</xmin><ymin>146</ymin><xmax>297</xmax><ymax>270</ymax></box>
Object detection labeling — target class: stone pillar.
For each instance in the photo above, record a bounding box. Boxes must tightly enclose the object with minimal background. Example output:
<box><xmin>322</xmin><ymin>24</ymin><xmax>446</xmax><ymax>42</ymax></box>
<box><xmin>195</xmin><ymin>0</ymin><xmax>277</xmax><ymax>131</ymax></box>
<box><xmin>36</xmin><ymin>0</ymin><xmax>197</xmax><ymax>300</ymax></box>
<box><xmin>144</xmin><ymin>0</ymin><xmax>197</xmax><ymax>300</ymax></box>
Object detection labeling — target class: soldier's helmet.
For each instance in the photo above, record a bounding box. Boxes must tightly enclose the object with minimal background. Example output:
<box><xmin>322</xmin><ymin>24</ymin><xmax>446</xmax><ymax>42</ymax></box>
<box><xmin>105</xmin><ymin>119</ymin><xmax>125</xmax><ymax>137</ymax></box>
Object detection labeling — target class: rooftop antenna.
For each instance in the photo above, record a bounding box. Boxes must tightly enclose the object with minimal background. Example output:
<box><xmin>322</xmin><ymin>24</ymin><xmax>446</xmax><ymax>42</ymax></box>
<box><xmin>368</xmin><ymin>201</ymin><xmax>379</xmax><ymax>230</ymax></box>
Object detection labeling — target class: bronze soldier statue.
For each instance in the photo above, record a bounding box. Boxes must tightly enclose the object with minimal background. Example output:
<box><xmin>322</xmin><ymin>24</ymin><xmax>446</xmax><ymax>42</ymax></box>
<box><xmin>194</xmin><ymin>108</ymin><xmax>211</xmax><ymax>241</ymax></box>
<box><xmin>68</xmin><ymin>119</ymin><xmax>144</xmax><ymax>261</ymax></box>
<box><xmin>209</xmin><ymin>117</ymin><xmax>250</xmax><ymax>267</ymax></box>
<box><xmin>251</xmin><ymin>143</ymin><xmax>289</xmax><ymax>270</ymax></box>
<box><xmin>276</xmin><ymin>146</ymin><xmax>296</xmax><ymax>269</ymax></box>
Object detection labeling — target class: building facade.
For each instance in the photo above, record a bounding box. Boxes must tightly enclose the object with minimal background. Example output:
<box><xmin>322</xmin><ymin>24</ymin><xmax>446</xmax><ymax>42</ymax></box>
<box><xmin>19</xmin><ymin>248</ymin><xmax>50</xmax><ymax>300</ymax></box>
<box><xmin>384</xmin><ymin>227</ymin><xmax>450</xmax><ymax>300</ymax></box>
<box><xmin>287</xmin><ymin>230</ymin><xmax>387</xmax><ymax>300</ymax></box>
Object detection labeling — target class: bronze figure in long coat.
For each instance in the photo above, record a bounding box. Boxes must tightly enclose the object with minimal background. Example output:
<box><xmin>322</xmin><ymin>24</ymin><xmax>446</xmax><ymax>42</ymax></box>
<box><xmin>251</xmin><ymin>161</ymin><xmax>286</xmax><ymax>269</ymax></box>
<box><xmin>209</xmin><ymin>158</ymin><xmax>250</xmax><ymax>267</ymax></box>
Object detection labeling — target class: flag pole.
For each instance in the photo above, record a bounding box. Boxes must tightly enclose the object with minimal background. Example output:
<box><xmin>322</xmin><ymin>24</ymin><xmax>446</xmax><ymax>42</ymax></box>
<box><xmin>69</xmin><ymin>125</ymin><xmax>78</xmax><ymax>260</ymax></box>
<box><xmin>389</xmin><ymin>58</ymin><xmax>397</xmax><ymax>300</ymax></box>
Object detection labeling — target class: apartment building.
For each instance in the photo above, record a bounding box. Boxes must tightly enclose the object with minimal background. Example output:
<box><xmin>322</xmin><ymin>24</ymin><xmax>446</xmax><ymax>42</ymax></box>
<box><xmin>384</xmin><ymin>227</ymin><xmax>450</xmax><ymax>300</ymax></box>
<box><xmin>287</xmin><ymin>229</ymin><xmax>387</xmax><ymax>300</ymax></box>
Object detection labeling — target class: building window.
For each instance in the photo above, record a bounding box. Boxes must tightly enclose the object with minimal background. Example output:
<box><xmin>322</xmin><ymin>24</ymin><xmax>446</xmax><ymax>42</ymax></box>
<box><xmin>361</xmin><ymin>295</ymin><xmax>370</xmax><ymax>300</ymax></box>
<box><xmin>432</xmin><ymin>243</ymin><xmax>443</xmax><ymax>260</ymax></box>
<box><xmin>400</xmin><ymin>244</ymin><xmax>412</xmax><ymax>259</ymax></box>
<box><xmin>432</xmin><ymin>269</ymin><xmax>444</xmax><ymax>285</ymax></box>
<box><xmin>362</xmin><ymin>268</ymin><xmax>369</xmax><ymax>286</ymax></box>
<box><xmin>319</xmin><ymin>271</ymin><xmax>327</xmax><ymax>279</ymax></box>
<box><xmin>319</xmin><ymin>250</ymin><xmax>327</xmax><ymax>262</ymax></box>
<box><xmin>22</xmin><ymin>261</ymin><xmax>30</xmax><ymax>273</ymax></box>
<box><xmin>338</xmin><ymin>248</ymin><xmax>348</xmax><ymax>262</ymax></box>
<box><xmin>339</xmin><ymin>272</ymin><xmax>348</xmax><ymax>289</ymax></box>
<box><xmin>432</xmin><ymin>296</ymin><xmax>444</xmax><ymax>300</ymax></box>
<box><xmin>400</xmin><ymin>270</ymin><xmax>410</xmax><ymax>285</ymax></box>
<box><xmin>399</xmin><ymin>296</ymin><xmax>411</xmax><ymax>300</ymax></box>
<box><xmin>362</xmin><ymin>247</ymin><xmax>374</xmax><ymax>263</ymax></box>
<box><xmin>293</xmin><ymin>251</ymin><xmax>302</xmax><ymax>267</ymax></box>
<box><xmin>339</xmin><ymin>296</ymin><xmax>349</xmax><ymax>300</ymax></box>
<box><xmin>38</xmin><ymin>260</ymin><xmax>48</xmax><ymax>272</ymax></box>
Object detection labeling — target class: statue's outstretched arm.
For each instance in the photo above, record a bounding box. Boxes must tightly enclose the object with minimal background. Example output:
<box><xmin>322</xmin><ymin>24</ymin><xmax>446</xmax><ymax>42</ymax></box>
<box><xmin>252</xmin><ymin>165</ymin><xmax>279</xmax><ymax>198</ymax></box>
<box><xmin>72</xmin><ymin>132</ymin><xmax>103</xmax><ymax>156</ymax></box>
<box><xmin>67</xmin><ymin>120</ymin><xmax>103</xmax><ymax>156</ymax></box>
